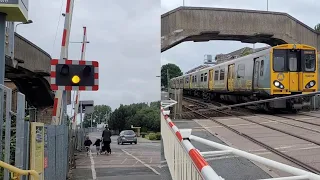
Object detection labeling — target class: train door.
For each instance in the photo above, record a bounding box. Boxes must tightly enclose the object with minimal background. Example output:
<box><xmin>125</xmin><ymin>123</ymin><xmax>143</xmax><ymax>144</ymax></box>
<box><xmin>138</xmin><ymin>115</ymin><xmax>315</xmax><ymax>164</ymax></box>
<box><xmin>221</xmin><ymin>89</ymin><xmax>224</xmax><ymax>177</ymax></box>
<box><xmin>209</xmin><ymin>69</ymin><xmax>214</xmax><ymax>90</ymax></box>
<box><xmin>253</xmin><ymin>59</ymin><xmax>260</xmax><ymax>90</ymax></box>
<box><xmin>288</xmin><ymin>51</ymin><xmax>299</xmax><ymax>92</ymax></box>
<box><xmin>227</xmin><ymin>64</ymin><xmax>235</xmax><ymax>91</ymax></box>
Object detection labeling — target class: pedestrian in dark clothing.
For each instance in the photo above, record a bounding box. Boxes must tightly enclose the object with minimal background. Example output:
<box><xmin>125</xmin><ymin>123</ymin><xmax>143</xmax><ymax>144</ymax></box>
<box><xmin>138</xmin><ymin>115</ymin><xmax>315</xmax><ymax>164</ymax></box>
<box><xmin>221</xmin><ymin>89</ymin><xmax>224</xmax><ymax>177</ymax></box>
<box><xmin>93</xmin><ymin>138</ymin><xmax>102</xmax><ymax>155</ymax></box>
<box><xmin>84</xmin><ymin>137</ymin><xmax>92</xmax><ymax>155</ymax></box>
<box><xmin>102</xmin><ymin>126</ymin><xmax>112</xmax><ymax>155</ymax></box>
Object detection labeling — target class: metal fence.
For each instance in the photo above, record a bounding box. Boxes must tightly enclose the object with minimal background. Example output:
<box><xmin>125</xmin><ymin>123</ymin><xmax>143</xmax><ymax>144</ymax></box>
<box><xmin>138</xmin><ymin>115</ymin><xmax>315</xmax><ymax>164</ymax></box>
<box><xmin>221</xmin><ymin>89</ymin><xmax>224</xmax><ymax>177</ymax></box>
<box><xmin>44</xmin><ymin>125</ymin><xmax>69</xmax><ymax>180</ymax></box>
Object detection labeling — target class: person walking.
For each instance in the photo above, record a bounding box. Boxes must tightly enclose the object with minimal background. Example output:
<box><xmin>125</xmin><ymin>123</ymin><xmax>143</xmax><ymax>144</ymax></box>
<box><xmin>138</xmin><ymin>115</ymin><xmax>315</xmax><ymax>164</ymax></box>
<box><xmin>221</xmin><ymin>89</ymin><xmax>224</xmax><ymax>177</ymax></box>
<box><xmin>102</xmin><ymin>126</ymin><xmax>112</xmax><ymax>155</ymax></box>
<box><xmin>93</xmin><ymin>138</ymin><xmax>102</xmax><ymax>155</ymax></box>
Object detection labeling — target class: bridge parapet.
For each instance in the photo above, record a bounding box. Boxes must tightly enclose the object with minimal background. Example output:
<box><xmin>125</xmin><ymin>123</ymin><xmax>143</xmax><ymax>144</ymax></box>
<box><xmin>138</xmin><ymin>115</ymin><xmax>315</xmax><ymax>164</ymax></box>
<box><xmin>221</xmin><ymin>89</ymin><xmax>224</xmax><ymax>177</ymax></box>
<box><xmin>161</xmin><ymin>7</ymin><xmax>320</xmax><ymax>52</ymax></box>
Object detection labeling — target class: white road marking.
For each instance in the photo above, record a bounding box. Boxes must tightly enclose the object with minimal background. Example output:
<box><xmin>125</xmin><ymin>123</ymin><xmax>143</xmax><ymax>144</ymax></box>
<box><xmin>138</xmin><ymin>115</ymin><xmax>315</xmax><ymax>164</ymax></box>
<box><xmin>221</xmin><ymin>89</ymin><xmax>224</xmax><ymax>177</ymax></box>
<box><xmin>121</xmin><ymin>158</ymin><xmax>127</xmax><ymax>164</ymax></box>
<box><xmin>89</xmin><ymin>149</ymin><xmax>97</xmax><ymax>180</ymax></box>
<box><xmin>122</xmin><ymin>149</ymin><xmax>160</xmax><ymax>175</ymax></box>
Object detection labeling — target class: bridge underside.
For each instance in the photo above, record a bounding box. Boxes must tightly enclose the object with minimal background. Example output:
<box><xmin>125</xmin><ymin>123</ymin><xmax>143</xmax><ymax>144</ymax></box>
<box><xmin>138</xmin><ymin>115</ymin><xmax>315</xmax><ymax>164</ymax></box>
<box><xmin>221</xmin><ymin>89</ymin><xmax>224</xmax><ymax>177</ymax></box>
<box><xmin>161</xmin><ymin>7</ymin><xmax>320</xmax><ymax>52</ymax></box>
<box><xmin>163</xmin><ymin>31</ymin><xmax>287</xmax><ymax>52</ymax></box>
<box><xmin>5</xmin><ymin>56</ymin><xmax>53</xmax><ymax>108</ymax></box>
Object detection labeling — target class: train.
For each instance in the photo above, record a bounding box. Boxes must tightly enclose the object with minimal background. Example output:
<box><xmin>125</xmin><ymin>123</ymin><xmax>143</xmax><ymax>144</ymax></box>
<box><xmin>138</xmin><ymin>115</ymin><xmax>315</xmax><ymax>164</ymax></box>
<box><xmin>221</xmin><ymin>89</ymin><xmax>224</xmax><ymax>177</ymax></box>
<box><xmin>170</xmin><ymin>44</ymin><xmax>318</xmax><ymax>112</ymax></box>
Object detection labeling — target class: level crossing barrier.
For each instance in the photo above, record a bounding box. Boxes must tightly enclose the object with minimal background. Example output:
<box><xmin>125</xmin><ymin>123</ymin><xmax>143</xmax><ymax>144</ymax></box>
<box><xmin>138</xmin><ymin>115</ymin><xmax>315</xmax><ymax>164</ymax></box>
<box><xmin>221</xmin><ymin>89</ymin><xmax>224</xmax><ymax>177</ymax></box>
<box><xmin>161</xmin><ymin>99</ymin><xmax>320</xmax><ymax>180</ymax></box>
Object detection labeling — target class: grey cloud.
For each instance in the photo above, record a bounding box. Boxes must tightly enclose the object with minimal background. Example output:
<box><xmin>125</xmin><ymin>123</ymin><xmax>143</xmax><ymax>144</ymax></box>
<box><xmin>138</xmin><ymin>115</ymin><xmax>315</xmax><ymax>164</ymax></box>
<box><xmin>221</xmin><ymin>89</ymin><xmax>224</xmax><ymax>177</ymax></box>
<box><xmin>18</xmin><ymin>0</ymin><xmax>161</xmax><ymax>110</ymax></box>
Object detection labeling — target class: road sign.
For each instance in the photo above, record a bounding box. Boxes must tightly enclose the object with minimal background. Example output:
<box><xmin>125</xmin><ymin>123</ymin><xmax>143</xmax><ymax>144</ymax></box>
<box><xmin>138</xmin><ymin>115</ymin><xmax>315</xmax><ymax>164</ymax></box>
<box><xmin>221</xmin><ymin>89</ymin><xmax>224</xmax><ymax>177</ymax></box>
<box><xmin>50</xmin><ymin>59</ymin><xmax>99</xmax><ymax>91</ymax></box>
<box><xmin>0</xmin><ymin>0</ymin><xmax>28</xmax><ymax>22</ymax></box>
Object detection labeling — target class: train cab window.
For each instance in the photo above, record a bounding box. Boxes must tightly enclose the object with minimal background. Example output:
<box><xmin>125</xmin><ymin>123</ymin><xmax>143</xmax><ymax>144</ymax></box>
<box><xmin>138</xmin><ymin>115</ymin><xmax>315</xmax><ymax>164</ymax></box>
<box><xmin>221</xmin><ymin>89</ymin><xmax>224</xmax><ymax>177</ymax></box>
<box><xmin>273</xmin><ymin>49</ymin><xmax>286</xmax><ymax>72</ymax></box>
<box><xmin>200</xmin><ymin>74</ymin><xmax>204</xmax><ymax>82</ymax></box>
<box><xmin>303</xmin><ymin>51</ymin><xmax>316</xmax><ymax>72</ymax></box>
<box><xmin>288</xmin><ymin>52</ymin><xmax>298</xmax><ymax>71</ymax></box>
<box><xmin>204</xmin><ymin>73</ymin><xmax>208</xmax><ymax>82</ymax></box>
<box><xmin>237</xmin><ymin>64</ymin><xmax>245</xmax><ymax>78</ymax></box>
<box><xmin>214</xmin><ymin>70</ymin><xmax>219</xmax><ymax>80</ymax></box>
<box><xmin>260</xmin><ymin>60</ymin><xmax>264</xmax><ymax>76</ymax></box>
<box><xmin>220</xmin><ymin>69</ymin><xmax>225</xmax><ymax>80</ymax></box>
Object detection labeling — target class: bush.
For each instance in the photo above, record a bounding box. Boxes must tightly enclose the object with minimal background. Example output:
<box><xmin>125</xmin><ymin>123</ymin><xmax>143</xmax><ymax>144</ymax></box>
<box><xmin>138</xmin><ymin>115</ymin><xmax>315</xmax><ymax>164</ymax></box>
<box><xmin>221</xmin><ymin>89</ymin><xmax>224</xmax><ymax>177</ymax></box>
<box><xmin>148</xmin><ymin>133</ymin><xmax>156</xmax><ymax>140</ymax></box>
<box><xmin>141</xmin><ymin>132</ymin><xmax>147</xmax><ymax>138</ymax></box>
<box><xmin>155</xmin><ymin>132</ymin><xmax>161</xmax><ymax>140</ymax></box>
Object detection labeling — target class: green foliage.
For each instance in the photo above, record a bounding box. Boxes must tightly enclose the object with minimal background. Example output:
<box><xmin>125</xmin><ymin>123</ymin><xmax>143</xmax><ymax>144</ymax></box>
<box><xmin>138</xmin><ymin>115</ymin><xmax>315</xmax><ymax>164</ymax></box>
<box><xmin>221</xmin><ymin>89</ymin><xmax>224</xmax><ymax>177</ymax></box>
<box><xmin>161</xmin><ymin>63</ymin><xmax>183</xmax><ymax>88</ymax></box>
<box><xmin>148</xmin><ymin>133</ymin><xmax>156</xmax><ymax>140</ymax></box>
<box><xmin>155</xmin><ymin>132</ymin><xmax>161</xmax><ymax>140</ymax></box>
<box><xmin>83</xmin><ymin>105</ymin><xmax>112</xmax><ymax>128</ymax></box>
<box><xmin>315</xmin><ymin>23</ymin><xmax>320</xmax><ymax>32</ymax></box>
<box><xmin>241</xmin><ymin>49</ymin><xmax>252</xmax><ymax>57</ymax></box>
<box><xmin>109</xmin><ymin>101</ymin><xmax>160</xmax><ymax>132</ymax></box>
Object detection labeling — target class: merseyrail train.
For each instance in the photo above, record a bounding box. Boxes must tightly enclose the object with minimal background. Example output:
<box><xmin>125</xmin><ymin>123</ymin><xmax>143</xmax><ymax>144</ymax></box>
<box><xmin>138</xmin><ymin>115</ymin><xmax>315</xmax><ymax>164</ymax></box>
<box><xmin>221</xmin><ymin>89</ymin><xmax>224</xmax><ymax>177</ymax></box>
<box><xmin>170</xmin><ymin>44</ymin><xmax>318</xmax><ymax>112</ymax></box>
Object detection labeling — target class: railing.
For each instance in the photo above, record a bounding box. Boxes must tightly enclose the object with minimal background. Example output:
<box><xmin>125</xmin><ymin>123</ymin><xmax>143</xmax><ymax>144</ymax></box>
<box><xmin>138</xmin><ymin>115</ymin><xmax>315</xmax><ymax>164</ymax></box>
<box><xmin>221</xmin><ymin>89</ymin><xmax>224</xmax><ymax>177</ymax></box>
<box><xmin>161</xmin><ymin>99</ymin><xmax>320</xmax><ymax>180</ymax></box>
<box><xmin>161</xmin><ymin>100</ymin><xmax>223</xmax><ymax>180</ymax></box>
<box><xmin>0</xmin><ymin>161</ymin><xmax>39</xmax><ymax>180</ymax></box>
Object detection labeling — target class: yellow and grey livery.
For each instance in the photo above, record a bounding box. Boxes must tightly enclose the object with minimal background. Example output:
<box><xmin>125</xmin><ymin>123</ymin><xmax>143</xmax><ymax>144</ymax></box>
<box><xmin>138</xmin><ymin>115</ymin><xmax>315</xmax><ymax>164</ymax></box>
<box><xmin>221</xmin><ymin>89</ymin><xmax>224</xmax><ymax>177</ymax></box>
<box><xmin>170</xmin><ymin>44</ymin><xmax>318</xmax><ymax>111</ymax></box>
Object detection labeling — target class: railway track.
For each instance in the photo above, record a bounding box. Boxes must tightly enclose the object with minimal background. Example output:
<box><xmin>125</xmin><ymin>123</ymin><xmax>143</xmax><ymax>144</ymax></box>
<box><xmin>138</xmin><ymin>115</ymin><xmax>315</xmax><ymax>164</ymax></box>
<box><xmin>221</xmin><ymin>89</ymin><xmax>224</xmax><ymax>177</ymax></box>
<box><xmin>182</xmin><ymin>97</ymin><xmax>320</xmax><ymax>174</ymax></box>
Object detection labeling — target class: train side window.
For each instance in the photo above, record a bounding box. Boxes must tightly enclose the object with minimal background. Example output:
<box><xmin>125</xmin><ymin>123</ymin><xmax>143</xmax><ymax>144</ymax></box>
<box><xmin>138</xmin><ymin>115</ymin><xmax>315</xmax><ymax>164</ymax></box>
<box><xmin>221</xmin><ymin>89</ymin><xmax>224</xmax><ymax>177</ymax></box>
<box><xmin>204</xmin><ymin>73</ymin><xmax>208</xmax><ymax>82</ymax></box>
<box><xmin>201</xmin><ymin>74</ymin><xmax>204</xmax><ymax>82</ymax></box>
<box><xmin>220</xmin><ymin>69</ymin><xmax>225</xmax><ymax>80</ymax></box>
<box><xmin>237</xmin><ymin>64</ymin><xmax>245</xmax><ymax>78</ymax></box>
<box><xmin>214</xmin><ymin>70</ymin><xmax>219</xmax><ymax>80</ymax></box>
<box><xmin>260</xmin><ymin>60</ymin><xmax>264</xmax><ymax>76</ymax></box>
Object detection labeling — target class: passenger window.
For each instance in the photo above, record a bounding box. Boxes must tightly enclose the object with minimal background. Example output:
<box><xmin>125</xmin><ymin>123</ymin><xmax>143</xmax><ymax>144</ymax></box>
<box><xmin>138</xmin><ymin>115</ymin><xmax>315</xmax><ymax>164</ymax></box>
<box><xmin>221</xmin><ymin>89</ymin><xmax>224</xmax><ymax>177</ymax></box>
<box><xmin>214</xmin><ymin>71</ymin><xmax>219</xmax><ymax>80</ymax></box>
<box><xmin>260</xmin><ymin>60</ymin><xmax>264</xmax><ymax>76</ymax></box>
<box><xmin>237</xmin><ymin>64</ymin><xmax>245</xmax><ymax>78</ymax></box>
<box><xmin>201</xmin><ymin>74</ymin><xmax>204</xmax><ymax>82</ymax></box>
<box><xmin>220</xmin><ymin>69</ymin><xmax>225</xmax><ymax>80</ymax></box>
<box><xmin>204</xmin><ymin>73</ymin><xmax>208</xmax><ymax>82</ymax></box>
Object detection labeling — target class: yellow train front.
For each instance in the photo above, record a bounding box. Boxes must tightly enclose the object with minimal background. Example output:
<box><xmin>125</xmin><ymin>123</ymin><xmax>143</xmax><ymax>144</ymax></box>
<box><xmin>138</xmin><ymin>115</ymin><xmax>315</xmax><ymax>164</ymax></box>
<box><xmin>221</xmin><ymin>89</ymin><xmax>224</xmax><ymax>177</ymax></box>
<box><xmin>269</xmin><ymin>44</ymin><xmax>318</xmax><ymax>110</ymax></box>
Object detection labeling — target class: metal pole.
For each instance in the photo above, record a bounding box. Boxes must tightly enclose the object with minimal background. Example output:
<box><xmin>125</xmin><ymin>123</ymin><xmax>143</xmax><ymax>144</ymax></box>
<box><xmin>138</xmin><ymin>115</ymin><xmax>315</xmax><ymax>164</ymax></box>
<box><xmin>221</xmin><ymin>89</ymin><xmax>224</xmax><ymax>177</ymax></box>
<box><xmin>0</xmin><ymin>13</ymin><xmax>6</xmax><ymax>86</ymax></box>
<box><xmin>183</xmin><ymin>0</ymin><xmax>185</xmax><ymax>6</ymax></box>
<box><xmin>90</xmin><ymin>113</ymin><xmax>93</xmax><ymax>128</ymax></box>
<box><xmin>267</xmin><ymin>0</ymin><xmax>268</xmax><ymax>11</ymax></box>
<box><xmin>80</xmin><ymin>101</ymin><xmax>83</xmax><ymax>129</ymax></box>
<box><xmin>167</xmin><ymin>69</ymin><xmax>170</xmax><ymax>91</ymax></box>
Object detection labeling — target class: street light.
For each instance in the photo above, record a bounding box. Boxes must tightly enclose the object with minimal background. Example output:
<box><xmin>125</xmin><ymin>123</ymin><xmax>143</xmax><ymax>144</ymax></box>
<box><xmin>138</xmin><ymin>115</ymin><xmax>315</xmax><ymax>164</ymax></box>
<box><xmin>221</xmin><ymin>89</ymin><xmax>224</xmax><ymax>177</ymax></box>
<box><xmin>15</xmin><ymin>20</ymin><xmax>33</xmax><ymax>33</ymax></box>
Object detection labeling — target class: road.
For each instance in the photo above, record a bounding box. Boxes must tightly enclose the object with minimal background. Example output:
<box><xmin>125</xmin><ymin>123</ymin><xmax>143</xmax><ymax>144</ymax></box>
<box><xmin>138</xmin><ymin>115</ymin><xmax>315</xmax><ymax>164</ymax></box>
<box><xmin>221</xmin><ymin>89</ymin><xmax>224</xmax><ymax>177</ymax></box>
<box><xmin>72</xmin><ymin>132</ymin><xmax>161</xmax><ymax>180</ymax></box>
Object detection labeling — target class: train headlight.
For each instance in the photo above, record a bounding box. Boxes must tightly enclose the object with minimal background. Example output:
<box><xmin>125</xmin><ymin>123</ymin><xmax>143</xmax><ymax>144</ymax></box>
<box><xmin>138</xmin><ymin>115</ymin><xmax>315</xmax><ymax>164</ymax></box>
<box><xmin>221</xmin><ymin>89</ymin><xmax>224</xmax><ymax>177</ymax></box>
<box><xmin>273</xmin><ymin>80</ymin><xmax>285</xmax><ymax>89</ymax></box>
<box><xmin>305</xmin><ymin>80</ymin><xmax>316</xmax><ymax>89</ymax></box>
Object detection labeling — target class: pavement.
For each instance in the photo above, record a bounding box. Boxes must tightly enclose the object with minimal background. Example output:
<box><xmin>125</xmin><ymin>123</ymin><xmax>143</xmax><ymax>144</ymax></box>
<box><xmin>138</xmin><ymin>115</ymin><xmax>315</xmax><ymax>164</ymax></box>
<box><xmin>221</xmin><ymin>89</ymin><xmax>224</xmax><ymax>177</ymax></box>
<box><xmin>71</xmin><ymin>132</ymin><xmax>161</xmax><ymax>180</ymax></box>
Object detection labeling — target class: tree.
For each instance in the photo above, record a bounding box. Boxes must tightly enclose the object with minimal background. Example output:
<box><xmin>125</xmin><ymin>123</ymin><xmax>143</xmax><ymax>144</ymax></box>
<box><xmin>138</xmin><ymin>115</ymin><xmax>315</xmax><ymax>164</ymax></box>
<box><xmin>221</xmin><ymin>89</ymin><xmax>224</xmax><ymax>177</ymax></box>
<box><xmin>161</xmin><ymin>63</ymin><xmax>183</xmax><ymax>88</ymax></box>
<box><xmin>315</xmin><ymin>23</ymin><xmax>320</xmax><ymax>32</ymax></box>
<box><xmin>108</xmin><ymin>101</ymin><xmax>160</xmax><ymax>132</ymax></box>
<box><xmin>83</xmin><ymin>105</ymin><xmax>112</xmax><ymax>128</ymax></box>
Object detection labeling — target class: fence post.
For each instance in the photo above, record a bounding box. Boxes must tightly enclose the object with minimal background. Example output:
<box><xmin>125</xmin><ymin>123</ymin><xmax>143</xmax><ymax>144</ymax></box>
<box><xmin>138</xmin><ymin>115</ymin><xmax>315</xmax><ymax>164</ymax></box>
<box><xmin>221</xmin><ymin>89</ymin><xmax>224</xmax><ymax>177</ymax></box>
<box><xmin>15</xmin><ymin>92</ymin><xmax>26</xmax><ymax>180</ymax></box>
<box><xmin>4</xmin><ymin>86</ymin><xmax>12</xmax><ymax>180</ymax></box>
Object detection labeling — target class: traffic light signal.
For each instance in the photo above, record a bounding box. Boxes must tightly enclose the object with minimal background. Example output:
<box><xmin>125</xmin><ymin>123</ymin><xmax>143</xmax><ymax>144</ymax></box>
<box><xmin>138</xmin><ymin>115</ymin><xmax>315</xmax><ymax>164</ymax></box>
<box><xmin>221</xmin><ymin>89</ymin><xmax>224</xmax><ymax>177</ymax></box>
<box><xmin>51</xmin><ymin>59</ymin><xmax>99</xmax><ymax>91</ymax></box>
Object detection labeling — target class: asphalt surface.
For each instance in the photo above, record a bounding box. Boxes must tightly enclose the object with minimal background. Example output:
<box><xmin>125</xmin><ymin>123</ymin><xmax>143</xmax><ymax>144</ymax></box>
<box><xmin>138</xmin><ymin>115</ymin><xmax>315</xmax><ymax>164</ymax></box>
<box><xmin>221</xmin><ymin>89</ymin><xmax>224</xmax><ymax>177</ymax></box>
<box><xmin>72</xmin><ymin>132</ymin><xmax>161</xmax><ymax>180</ymax></box>
<box><xmin>169</xmin><ymin>119</ymin><xmax>272</xmax><ymax>180</ymax></box>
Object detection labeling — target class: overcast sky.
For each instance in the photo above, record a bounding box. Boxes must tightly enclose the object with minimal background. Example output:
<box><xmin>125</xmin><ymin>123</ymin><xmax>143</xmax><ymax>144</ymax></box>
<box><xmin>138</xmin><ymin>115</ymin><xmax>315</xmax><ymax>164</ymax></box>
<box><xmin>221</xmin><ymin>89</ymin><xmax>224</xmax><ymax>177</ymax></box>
<box><xmin>161</xmin><ymin>0</ymin><xmax>320</xmax><ymax>73</ymax></box>
<box><xmin>17</xmin><ymin>0</ymin><xmax>160</xmax><ymax>113</ymax></box>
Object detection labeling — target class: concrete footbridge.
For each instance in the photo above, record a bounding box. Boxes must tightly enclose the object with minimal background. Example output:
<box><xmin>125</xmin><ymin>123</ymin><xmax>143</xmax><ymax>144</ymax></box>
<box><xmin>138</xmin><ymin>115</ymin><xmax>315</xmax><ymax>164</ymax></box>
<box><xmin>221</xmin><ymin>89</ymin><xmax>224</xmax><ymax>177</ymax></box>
<box><xmin>161</xmin><ymin>6</ymin><xmax>320</xmax><ymax>52</ymax></box>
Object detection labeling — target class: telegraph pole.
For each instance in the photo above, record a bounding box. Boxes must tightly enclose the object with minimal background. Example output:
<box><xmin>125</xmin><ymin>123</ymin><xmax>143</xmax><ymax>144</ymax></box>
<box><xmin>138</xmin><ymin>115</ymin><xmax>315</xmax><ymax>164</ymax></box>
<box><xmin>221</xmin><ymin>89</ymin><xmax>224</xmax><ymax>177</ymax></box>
<box><xmin>167</xmin><ymin>69</ymin><xmax>170</xmax><ymax>91</ymax></box>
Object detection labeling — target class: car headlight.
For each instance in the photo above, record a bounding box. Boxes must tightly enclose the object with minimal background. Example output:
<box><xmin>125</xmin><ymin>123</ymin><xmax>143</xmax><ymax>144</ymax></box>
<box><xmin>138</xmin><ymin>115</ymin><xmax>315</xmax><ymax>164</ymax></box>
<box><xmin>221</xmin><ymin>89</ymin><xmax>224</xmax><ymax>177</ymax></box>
<box><xmin>305</xmin><ymin>80</ymin><xmax>316</xmax><ymax>89</ymax></box>
<box><xmin>273</xmin><ymin>80</ymin><xmax>285</xmax><ymax>89</ymax></box>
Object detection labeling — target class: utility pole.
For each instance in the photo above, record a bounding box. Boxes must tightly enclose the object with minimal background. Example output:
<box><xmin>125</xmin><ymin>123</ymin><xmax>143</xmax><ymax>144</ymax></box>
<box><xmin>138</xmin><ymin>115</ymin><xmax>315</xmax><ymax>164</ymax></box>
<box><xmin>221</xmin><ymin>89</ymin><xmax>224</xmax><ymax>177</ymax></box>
<box><xmin>167</xmin><ymin>69</ymin><xmax>170</xmax><ymax>92</ymax></box>
<box><xmin>72</xmin><ymin>26</ymin><xmax>88</xmax><ymax>129</ymax></box>
<box><xmin>267</xmin><ymin>0</ymin><xmax>269</xmax><ymax>11</ymax></box>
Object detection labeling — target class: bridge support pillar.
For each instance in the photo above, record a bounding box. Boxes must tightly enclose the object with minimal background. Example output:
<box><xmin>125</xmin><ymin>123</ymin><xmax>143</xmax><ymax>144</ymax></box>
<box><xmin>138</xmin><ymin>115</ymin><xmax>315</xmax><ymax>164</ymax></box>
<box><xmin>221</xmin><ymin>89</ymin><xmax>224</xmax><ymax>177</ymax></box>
<box><xmin>169</xmin><ymin>89</ymin><xmax>183</xmax><ymax>119</ymax></box>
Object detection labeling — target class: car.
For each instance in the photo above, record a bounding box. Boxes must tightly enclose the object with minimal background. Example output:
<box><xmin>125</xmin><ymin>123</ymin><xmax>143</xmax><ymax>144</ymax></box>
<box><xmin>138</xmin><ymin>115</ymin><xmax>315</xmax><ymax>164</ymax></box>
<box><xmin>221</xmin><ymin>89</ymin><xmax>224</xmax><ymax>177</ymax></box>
<box><xmin>117</xmin><ymin>130</ymin><xmax>137</xmax><ymax>145</ymax></box>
